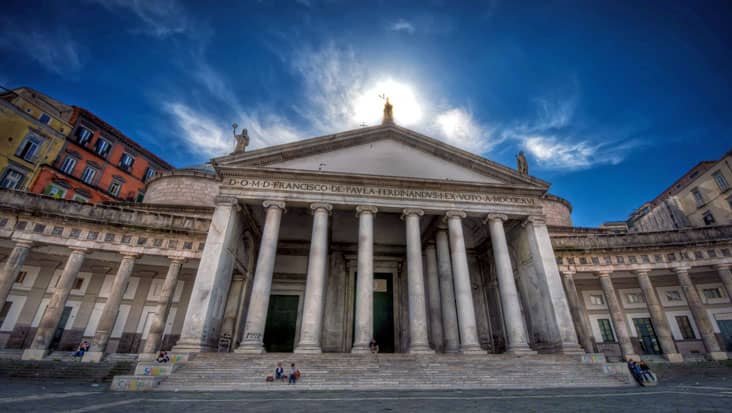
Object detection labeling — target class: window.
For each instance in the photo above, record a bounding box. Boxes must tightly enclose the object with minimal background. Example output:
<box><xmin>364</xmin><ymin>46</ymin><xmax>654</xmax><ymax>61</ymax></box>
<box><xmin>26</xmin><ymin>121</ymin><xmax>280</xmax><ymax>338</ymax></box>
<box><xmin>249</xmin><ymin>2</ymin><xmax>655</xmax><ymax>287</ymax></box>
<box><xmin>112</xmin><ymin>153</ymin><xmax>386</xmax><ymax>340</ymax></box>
<box><xmin>589</xmin><ymin>294</ymin><xmax>605</xmax><ymax>306</ymax></box>
<box><xmin>72</xmin><ymin>193</ymin><xmax>89</xmax><ymax>203</ymax></box>
<box><xmin>0</xmin><ymin>168</ymin><xmax>25</xmax><ymax>189</ymax></box>
<box><xmin>691</xmin><ymin>188</ymin><xmax>704</xmax><ymax>207</ymax></box>
<box><xmin>713</xmin><ymin>171</ymin><xmax>729</xmax><ymax>191</ymax></box>
<box><xmin>702</xmin><ymin>211</ymin><xmax>716</xmax><ymax>225</ymax></box>
<box><xmin>43</xmin><ymin>184</ymin><xmax>67</xmax><ymax>199</ymax></box>
<box><xmin>0</xmin><ymin>301</ymin><xmax>12</xmax><ymax>326</ymax></box>
<box><xmin>80</xmin><ymin>167</ymin><xmax>97</xmax><ymax>185</ymax></box>
<box><xmin>72</xmin><ymin>277</ymin><xmax>84</xmax><ymax>290</ymax></box>
<box><xmin>665</xmin><ymin>290</ymin><xmax>683</xmax><ymax>302</ymax></box>
<box><xmin>143</xmin><ymin>167</ymin><xmax>156</xmax><ymax>182</ymax></box>
<box><xmin>625</xmin><ymin>293</ymin><xmax>644</xmax><ymax>304</ymax></box>
<box><xmin>727</xmin><ymin>195</ymin><xmax>732</xmax><ymax>210</ymax></box>
<box><xmin>59</xmin><ymin>156</ymin><xmax>77</xmax><ymax>174</ymax></box>
<box><xmin>119</xmin><ymin>153</ymin><xmax>134</xmax><ymax>171</ymax></box>
<box><xmin>15</xmin><ymin>135</ymin><xmax>41</xmax><ymax>162</ymax></box>
<box><xmin>675</xmin><ymin>316</ymin><xmax>696</xmax><ymax>339</ymax></box>
<box><xmin>702</xmin><ymin>288</ymin><xmax>723</xmax><ymax>300</ymax></box>
<box><xmin>38</xmin><ymin>113</ymin><xmax>51</xmax><ymax>124</ymax></box>
<box><xmin>598</xmin><ymin>319</ymin><xmax>615</xmax><ymax>342</ymax></box>
<box><xmin>75</xmin><ymin>126</ymin><xmax>93</xmax><ymax>145</ymax></box>
<box><xmin>15</xmin><ymin>271</ymin><xmax>27</xmax><ymax>284</ymax></box>
<box><xmin>108</xmin><ymin>181</ymin><xmax>122</xmax><ymax>196</ymax></box>
<box><xmin>94</xmin><ymin>138</ymin><xmax>112</xmax><ymax>158</ymax></box>
<box><xmin>136</xmin><ymin>190</ymin><xmax>145</xmax><ymax>203</ymax></box>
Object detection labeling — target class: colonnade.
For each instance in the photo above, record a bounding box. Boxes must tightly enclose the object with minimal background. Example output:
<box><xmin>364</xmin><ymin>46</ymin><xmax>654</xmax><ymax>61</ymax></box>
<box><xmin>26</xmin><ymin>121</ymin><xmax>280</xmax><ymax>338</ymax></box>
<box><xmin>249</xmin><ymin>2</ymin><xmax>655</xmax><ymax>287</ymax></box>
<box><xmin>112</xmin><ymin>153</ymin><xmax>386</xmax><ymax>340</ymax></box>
<box><xmin>560</xmin><ymin>265</ymin><xmax>732</xmax><ymax>362</ymax></box>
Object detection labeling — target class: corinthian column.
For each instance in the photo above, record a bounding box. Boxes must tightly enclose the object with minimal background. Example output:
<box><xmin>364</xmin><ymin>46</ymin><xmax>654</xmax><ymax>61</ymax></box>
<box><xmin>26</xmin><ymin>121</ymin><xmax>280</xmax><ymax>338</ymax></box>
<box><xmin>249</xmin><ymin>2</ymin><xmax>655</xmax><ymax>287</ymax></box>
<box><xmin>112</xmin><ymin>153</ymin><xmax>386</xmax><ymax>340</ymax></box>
<box><xmin>485</xmin><ymin>214</ymin><xmax>533</xmax><ymax>354</ymax></box>
<box><xmin>560</xmin><ymin>270</ymin><xmax>594</xmax><ymax>353</ymax></box>
<box><xmin>352</xmin><ymin>205</ymin><xmax>377</xmax><ymax>353</ymax></box>
<box><xmin>142</xmin><ymin>257</ymin><xmax>185</xmax><ymax>356</ymax></box>
<box><xmin>402</xmin><ymin>208</ymin><xmax>433</xmax><ymax>354</ymax></box>
<box><xmin>597</xmin><ymin>270</ymin><xmax>637</xmax><ymax>361</ymax></box>
<box><xmin>445</xmin><ymin>210</ymin><xmax>485</xmax><ymax>354</ymax></box>
<box><xmin>237</xmin><ymin>200</ymin><xmax>286</xmax><ymax>354</ymax></box>
<box><xmin>295</xmin><ymin>203</ymin><xmax>333</xmax><ymax>353</ymax></box>
<box><xmin>22</xmin><ymin>248</ymin><xmax>87</xmax><ymax>360</ymax></box>
<box><xmin>635</xmin><ymin>269</ymin><xmax>682</xmax><ymax>362</ymax></box>
<box><xmin>424</xmin><ymin>243</ymin><xmax>444</xmax><ymax>351</ymax></box>
<box><xmin>674</xmin><ymin>266</ymin><xmax>727</xmax><ymax>360</ymax></box>
<box><xmin>84</xmin><ymin>253</ymin><xmax>139</xmax><ymax>362</ymax></box>
<box><xmin>0</xmin><ymin>240</ymin><xmax>33</xmax><ymax>308</ymax></box>
<box><xmin>435</xmin><ymin>226</ymin><xmax>460</xmax><ymax>353</ymax></box>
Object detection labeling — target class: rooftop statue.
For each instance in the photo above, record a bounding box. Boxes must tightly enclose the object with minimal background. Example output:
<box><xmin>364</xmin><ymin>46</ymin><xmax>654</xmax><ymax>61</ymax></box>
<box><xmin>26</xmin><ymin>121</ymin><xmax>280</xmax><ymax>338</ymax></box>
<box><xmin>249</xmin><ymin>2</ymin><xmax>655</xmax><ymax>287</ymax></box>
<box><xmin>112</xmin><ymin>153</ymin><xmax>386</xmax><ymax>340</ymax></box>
<box><xmin>382</xmin><ymin>97</ymin><xmax>394</xmax><ymax>124</ymax></box>
<box><xmin>516</xmin><ymin>151</ymin><xmax>528</xmax><ymax>175</ymax></box>
<box><xmin>232</xmin><ymin>123</ymin><xmax>249</xmax><ymax>153</ymax></box>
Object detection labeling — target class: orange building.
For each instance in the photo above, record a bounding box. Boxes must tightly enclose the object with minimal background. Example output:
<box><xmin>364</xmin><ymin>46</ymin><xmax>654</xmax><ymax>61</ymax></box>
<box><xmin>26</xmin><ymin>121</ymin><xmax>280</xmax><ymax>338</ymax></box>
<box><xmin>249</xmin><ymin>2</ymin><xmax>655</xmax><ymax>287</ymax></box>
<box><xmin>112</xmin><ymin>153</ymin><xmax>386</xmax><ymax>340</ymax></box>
<box><xmin>30</xmin><ymin>107</ymin><xmax>172</xmax><ymax>203</ymax></box>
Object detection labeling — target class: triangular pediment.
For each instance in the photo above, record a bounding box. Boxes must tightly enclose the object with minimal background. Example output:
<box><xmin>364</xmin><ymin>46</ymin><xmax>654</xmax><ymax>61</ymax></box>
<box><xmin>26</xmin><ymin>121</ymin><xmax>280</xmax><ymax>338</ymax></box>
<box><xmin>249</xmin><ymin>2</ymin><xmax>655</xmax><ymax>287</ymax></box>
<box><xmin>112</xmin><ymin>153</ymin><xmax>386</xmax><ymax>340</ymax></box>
<box><xmin>214</xmin><ymin>124</ymin><xmax>549</xmax><ymax>190</ymax></box>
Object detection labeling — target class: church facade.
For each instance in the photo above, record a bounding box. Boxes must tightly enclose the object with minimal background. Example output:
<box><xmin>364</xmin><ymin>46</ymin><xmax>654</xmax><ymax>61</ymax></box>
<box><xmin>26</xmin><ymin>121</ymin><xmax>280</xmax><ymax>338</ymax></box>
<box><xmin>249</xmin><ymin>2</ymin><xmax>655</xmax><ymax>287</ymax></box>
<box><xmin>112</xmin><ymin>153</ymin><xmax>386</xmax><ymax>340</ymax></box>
<box><xmin>1</xmin><ymin>111</ymin><xmax>730</xmax><ymax>364</ymax></box>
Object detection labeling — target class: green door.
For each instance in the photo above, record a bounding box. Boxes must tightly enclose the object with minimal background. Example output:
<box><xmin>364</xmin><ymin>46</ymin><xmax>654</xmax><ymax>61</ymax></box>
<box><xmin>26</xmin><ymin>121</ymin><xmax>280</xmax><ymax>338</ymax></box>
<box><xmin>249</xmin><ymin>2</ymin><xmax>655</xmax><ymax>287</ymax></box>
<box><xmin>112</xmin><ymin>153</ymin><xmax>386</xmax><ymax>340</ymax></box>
<box><xmin>353</xmin><ymin>273</ymin><xmax>395</xmax><ymax>353</ymax></box>
<box><xmin>263</xmin><ymin>295</ymin><xmax>299</xmax><ymax>353</ymax></box>
<box><xmin>633</xmin><ymin>318</ymin><xmax>661</xmax><ymax>354</ymax></box>
<box><xmin>717</xmin><ymin>319</ymin><xmax>732</xmax><ymax>351</ymax></box>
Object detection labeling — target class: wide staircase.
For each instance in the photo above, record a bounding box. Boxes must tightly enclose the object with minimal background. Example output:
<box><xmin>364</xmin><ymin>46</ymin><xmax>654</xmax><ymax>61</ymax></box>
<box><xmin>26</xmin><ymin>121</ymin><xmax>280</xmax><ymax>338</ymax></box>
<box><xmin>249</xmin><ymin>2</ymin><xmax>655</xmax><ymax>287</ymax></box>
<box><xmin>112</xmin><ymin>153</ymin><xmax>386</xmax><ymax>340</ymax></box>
<box><xmin>148</xmin><ymin>353</ymin><xmax>632</xmax><ymax>391</ymax></box>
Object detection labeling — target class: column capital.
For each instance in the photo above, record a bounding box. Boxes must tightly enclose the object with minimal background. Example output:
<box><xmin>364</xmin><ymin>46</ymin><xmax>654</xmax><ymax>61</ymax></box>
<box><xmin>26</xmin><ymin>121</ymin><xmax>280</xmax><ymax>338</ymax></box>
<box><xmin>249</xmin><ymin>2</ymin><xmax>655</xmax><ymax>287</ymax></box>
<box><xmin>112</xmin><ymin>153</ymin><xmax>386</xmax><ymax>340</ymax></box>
<box><xmin>425</xmin><ymin>241</ymin><xmax>437</xmax><ymax>251</ymax></box>
<box><xmin>262</xmin><ymin>200</ymin><xmax>286</xmax><ymax>211</ymax></box>
<box><xmin>69</xmin><ymin>247</ymin><xmax>90</xmax><ymax>254</ymax></box>
<box><xmin>309</xmin><ymin>203</ymin><xmax>333</xmax><ymax>215</ymax></box>
<box><xmin>13</xmin><ymin>240</ymin><xmax>34</xmax><ymax>248</ymax></box>
<box><xmin>521</xmin><ymin>215</ymin><xmax>546</xmax><ymax>227</ymax></box>
<box><xmin>713</xmin><ymin>263</ymin><xmax>731</xmax><ymax>272</ymax></box>
<box><xmin>595</xmin><ymin>269</ymin><xmax>613</xmax><ymax>277</ymax></box>
<box><xmin>672</xmin><ymin>265</ymin><xmax>691</xmax><ymax>275</ymax></box>
<box><xmin>214</xmin><ymin>196</ymin><xmax>240</xmax><ymax>207</ymax></box>
<box><xmin>484</xmin><ymin>213</ymin><xmax>508</xmax><ymax>223</ymax></box>
<box><xmin>167</xmin><ymin>256</ymin><xmax>187</xmax><ymax>264</ymax></box>
<box><xmin>355</xmin><ymin>205</ymin><xmax>378</xmax><ymax>216</ymax></box>
<box><xmin>560</xmin><ymin>270</ymin><xmax>576</xmax><ymax>279</ymax></box>
<box><xmin>401</xmin><ymin>208</ymin><xmax>424</xmax><ymax>220</ymax></box>
<box><xmin>445</xmin><ymin>210</ymin><xmax>467</xmax><ymax>219</ymax></box>
<box><xmin>120</xmin><ymin>252</ymin><xmax>141</xmax><ymax>259</ymax></box>
<box><xmin>633</xmin><ymin>267</ymin><xmax>652</xmax><ymax>277</ymax></box>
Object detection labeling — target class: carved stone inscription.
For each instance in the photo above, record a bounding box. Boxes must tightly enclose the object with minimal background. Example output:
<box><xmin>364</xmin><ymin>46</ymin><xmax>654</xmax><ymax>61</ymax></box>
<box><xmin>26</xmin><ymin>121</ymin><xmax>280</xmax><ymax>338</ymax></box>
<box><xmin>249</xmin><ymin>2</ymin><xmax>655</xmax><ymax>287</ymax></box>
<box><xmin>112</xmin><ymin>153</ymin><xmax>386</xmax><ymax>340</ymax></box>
<box><xmin>226</xmin><ymin>178</ymin><xmax>536</xmax><ymax>206</ymax></box>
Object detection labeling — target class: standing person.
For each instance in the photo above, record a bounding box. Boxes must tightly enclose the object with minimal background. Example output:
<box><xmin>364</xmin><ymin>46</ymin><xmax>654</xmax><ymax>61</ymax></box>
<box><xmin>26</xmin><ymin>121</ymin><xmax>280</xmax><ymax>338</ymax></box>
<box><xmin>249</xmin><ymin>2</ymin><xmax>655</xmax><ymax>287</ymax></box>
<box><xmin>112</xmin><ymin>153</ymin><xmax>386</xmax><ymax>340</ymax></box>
<box><xmin>275</xmin><ymin>362</ymin><xmax>285</xmax><ymax>382</ymax></box>
<box><xmin>289</xmin><ymin>363</ymin><xmax>300</xmax><ymax>384</ymax></box>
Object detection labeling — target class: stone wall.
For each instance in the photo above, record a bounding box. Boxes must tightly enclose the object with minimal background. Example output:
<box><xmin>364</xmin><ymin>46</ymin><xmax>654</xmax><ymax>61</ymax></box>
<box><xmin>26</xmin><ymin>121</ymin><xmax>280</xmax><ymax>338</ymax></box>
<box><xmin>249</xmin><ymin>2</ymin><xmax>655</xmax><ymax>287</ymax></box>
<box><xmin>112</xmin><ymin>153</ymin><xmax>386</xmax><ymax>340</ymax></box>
<box><xmin>541</xmin><ymin>194</ymin><xmax>572</xmax><ymax>227</ymax></box>
<box><xmin>144</xmin><ymin>170</ymin><xmax>221</xmax><ymax>207</ymax></box>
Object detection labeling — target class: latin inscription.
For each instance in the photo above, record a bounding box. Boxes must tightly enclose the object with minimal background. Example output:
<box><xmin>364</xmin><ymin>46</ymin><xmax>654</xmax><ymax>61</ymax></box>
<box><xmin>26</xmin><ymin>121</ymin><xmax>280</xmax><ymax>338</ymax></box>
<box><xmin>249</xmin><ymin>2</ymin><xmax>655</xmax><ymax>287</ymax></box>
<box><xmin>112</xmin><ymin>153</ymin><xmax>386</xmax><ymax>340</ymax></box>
<box><xmin>227</xmin><ymin>178</ymin><xmax>536</xmax><ymax>206</ymax></box>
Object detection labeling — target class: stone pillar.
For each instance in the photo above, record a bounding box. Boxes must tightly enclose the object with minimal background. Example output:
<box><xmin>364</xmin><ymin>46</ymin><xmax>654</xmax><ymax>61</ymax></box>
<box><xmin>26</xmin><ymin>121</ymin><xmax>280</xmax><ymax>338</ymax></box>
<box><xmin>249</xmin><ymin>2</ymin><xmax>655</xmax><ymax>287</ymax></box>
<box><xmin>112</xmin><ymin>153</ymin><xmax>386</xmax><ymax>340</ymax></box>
<box><xmin>22</xmin><ymin>248</ymin><xmax>87</xmax><ymax>360</ymax></box>
<box><xmin>424</xmin><ymin>243</ymin><xmax>444</xmax><ymax>351</ymax></box>
<box><xmin>715</xmin><ymin>264</ymin><xmax>732</xmax><ymax>303</ymax></box>
<box><xmin>674</xmin><ymin>266</ymin><xmax>727</xmax><ymax>360</ymax></box>
<box><xmin>403</xmin><ymin>208</ymin><xmax>433</xmax><ymax>354</ymax></box>
<box><xmin>174</xmin><ymin>197</ymin><xmax>243</xmax><ymax>353</ymax></box>
<box><xmin>560</xmin><ymin>270</ymin><xmax>595</xmax><ymax>353</ymax></box>
<box><xmin>84</xmin><ymin>253</ymin><xmax>138</xmax><ymax>362</ymax></box>
<box><xmin>295</xmin><ymin>203</ymin><xmax>333</xmax><ymax>353</ymax></box>
<box><xmin>435</xmin><ymin>227</ymin><xmax>461</xmax><ymax>353</ymax></box>
<box><xmin>237</xmin><ymin>200</ymin><xmax>286</xmax><ymax>353</ymax></box>
<box><xmin>523</xmin><ymin>217</ymin><xmax>582</xmax><ymax>354</ymax></box>
<box><xmin>597</xmin><ymin>270</ymin><xmax>638</xmax><ymax>361</ymax></box>
<box><xmin>0</xmin><ymin>240</ymin><xmax>33</xmax><ymax>308</ymax></box>
<box><xmin>635</xmin><ymin>269</ymin><xmax>683</xmax><ymax>363</ymax></box>
<box><xmin>141</xmin><ymin>258</ymin><xmax>184</xmax><ymax>355</ymax></box>
<box><xmin>445</xmin><ymin>211</ymin><xmax>485</xmax><ymax>354</ymax></box>
<box><xmin>485</xmin><ymin>214</ymin><xmax>533</xmax><ymax>354</ymax></box>
<box><xmin>352</xmin><ymin>205</ymin><xmax>377</xmax><ymax>353</ymax></box>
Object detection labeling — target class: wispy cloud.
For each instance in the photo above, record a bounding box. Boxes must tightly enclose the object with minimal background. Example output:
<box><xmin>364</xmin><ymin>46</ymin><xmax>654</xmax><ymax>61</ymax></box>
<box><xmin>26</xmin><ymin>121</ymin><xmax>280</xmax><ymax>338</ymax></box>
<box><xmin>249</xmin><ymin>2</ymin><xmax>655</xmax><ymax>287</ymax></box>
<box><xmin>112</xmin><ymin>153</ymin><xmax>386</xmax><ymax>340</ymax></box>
<box><xmin>433</xmin><ymin>108</ymin><xmax>494</xmax><ymax>153</ymax></box>
<box><xmin>89</xmin><ymin>0</ymin><xmax>189</xmax><ymax>38</ymax></box>
<box><xmin>0</xmin><ymin>22</ymin><xmax>82</xmax><ymax>75</ymax></box>
<box><xmin>388</xmin><ymin>18</ymin><xmax>416</xmax><ymax>35</ymax></box>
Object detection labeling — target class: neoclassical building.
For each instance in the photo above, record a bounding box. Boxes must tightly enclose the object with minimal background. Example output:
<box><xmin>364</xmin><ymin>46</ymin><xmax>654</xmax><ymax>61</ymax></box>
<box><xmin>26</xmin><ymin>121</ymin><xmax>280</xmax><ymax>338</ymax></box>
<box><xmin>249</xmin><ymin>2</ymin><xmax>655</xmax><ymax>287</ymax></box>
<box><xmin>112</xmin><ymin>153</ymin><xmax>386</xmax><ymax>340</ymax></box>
<box><xmin>1</xmin><ymin>108</ymin><xmax>730</xmax><ymax>366</ymax></box>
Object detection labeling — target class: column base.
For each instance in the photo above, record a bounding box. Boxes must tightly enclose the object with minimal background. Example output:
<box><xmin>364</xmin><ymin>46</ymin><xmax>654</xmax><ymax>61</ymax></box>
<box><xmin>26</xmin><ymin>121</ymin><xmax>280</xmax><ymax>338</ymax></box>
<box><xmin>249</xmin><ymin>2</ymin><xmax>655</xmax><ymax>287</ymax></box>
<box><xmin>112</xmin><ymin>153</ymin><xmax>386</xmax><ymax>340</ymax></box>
<box><xmin>82</xmin><ymin>351</ymin><xmax>105</xmax><ymax>363</ymax></box>
<box><xmin>294</xmin><ymin>344</ymin><xmax>322</xmax><ymax>354</ymax></box>
<box><xmin>706</xmin><ymin>351</ymin><xmax>728</xmax><ymax>361</ymax></box>
<box><xmin>460</xmin><ymin>345</ymin><xmax>487</xmax><ymax>355</ymax></box>
<box><xmin>664</xmin><ymin>353</ymin><xmax>684</xmax><ymax>363</ymax></box>
<box><xmin>171</xmin><ymin>339</ymin><xmax>216</xmax><ymax>354</ymax></box>
<box><xmin>408</xmin><ymin>345</ymin><xmax>435</xmax><ymax>354</ymax></box>
<box><xmin>506</xmin><ymin>346</ymin><xmax>538</xmax><ymax>356</ymax></box>
<box><xmin>21</xmin><ymin>349</ymin><xmax>49</xmax><ymax>360</ymax></box>
<box><xmin>235</xmin><ymin>343</ymin><xmax>266</xmax><ymax>354</ymax></box>
<box><xmin>350</xmin><ymin>344</ymin><xmax>372</xmax><ymax>354</ymax></box>
<box><xmin>558</xmin><ymin>343</ymin><xmax>586</xmax><ymax>355</ymax></box>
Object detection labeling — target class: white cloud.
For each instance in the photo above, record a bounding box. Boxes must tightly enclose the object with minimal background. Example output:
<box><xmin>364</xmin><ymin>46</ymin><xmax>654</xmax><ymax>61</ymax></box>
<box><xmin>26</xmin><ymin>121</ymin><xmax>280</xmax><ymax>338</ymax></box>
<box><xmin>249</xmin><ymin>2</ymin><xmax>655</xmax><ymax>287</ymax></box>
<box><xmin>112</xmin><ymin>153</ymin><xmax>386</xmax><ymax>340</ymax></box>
<box><xmin>389</xmin><ymin>18</ymin><xmax>416</xmax><ymax>35</ymax></box>
<box><xmin>519</xmin><ymin>134</ymin><xmax>638</xmax><ymax>171</ymax></box>
<box><xmin>90</xmin><ymin>0</ymin><xmax>189</xmax><ymax>38</ymax></box>
<box><xmin>433</xmin><ymin>108</ymin><xmax>493</xmax><ymax>154</ymax></box>
<box><xmin>0</xmin><ymin>24</ymin><xmax>82</xmax><ymax>75</ymax></box>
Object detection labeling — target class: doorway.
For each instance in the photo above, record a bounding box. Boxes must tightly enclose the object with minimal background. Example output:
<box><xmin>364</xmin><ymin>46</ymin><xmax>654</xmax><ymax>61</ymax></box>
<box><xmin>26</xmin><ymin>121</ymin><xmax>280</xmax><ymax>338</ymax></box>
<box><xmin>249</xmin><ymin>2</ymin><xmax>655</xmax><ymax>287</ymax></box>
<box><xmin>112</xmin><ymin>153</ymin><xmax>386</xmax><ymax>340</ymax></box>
<box><xmin>633</xmin><ymin>317</ymin><xmax>661</xmax><ymax>354</ymax></box>
<box><xmin>263</xmin><ymin>295</ymin><xmax>299</xmax><ymax>352</ymax></box>
<box><xmin>49</xmin><ymin>306</ymin><xmax>72</xmax><ymax>351</ymax></box>
<box><xmin>717</xmin><ymin>317</ymin><xmax>732</xmax><ymax>351</ymax></box>
<box><xmin>352</xmin><ymin>272</ymin><xmax>395</xmax><ymax>353</ymax></box>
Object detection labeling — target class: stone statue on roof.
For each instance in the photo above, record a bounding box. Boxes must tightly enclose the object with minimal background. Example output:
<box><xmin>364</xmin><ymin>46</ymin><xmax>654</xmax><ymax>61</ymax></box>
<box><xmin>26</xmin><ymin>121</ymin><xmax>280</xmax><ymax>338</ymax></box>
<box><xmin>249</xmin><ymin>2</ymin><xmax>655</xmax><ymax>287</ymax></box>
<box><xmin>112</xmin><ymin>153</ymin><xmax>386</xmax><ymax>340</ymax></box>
<box><xmin>382</xmin><ymin>97</ymin><xmax>394</xmax><ymax>125</ymax></box>
<box><xmin>232</xmin><ymin>123</ymin><xmax>249</xmax><ymax>153</ymax></box>
<box><xmin>516</xmin><ymin>151</ymin><xmax>528</xmax><ymax>175</ymax></box>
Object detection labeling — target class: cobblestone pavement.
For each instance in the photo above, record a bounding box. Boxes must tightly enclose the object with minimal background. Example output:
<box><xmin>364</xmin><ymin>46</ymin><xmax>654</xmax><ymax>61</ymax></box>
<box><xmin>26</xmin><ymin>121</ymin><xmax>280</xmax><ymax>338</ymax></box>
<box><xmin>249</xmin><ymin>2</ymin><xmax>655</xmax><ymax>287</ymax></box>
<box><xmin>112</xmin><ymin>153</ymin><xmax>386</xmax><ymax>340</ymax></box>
<box><xmin>2</xmin><ymin>366</ymin><xmax>732</xmax><ymax>413</ymax></box>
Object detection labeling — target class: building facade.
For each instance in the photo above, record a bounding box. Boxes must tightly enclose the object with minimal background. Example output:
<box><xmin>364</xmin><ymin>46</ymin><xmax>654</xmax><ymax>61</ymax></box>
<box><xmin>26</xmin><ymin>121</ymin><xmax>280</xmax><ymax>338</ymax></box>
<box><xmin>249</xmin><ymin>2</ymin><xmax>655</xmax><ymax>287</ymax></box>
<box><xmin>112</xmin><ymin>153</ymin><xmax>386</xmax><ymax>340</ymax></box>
<box><xmin>0</xmin><ymin>111</ymin><xmax>730</xmax><ymax>365</ymax></box>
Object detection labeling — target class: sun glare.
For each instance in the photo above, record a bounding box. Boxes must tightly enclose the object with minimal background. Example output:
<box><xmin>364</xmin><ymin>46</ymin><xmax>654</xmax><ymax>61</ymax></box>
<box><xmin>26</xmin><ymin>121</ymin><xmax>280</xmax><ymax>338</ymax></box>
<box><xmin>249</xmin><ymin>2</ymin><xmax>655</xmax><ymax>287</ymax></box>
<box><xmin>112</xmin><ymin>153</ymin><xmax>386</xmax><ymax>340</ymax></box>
<box><xmin>353</xmin><ymin>79</ymin><xmax>422</xmax><ymax>126</ymax></box>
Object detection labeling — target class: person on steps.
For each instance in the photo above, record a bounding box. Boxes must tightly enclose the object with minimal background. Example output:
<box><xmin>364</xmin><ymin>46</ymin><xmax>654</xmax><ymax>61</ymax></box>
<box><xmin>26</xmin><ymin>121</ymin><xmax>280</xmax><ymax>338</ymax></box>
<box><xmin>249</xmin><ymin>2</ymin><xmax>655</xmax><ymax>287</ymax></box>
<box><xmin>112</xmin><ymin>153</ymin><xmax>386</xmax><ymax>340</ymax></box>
<box><xmin>71</xmin><ymin>341</ymin><xmax>89</xmax><ymax>360</ymax></box>
<box><xmin>275</xmin><ymin>362</ymin><xmax>285</xmax><ymax>382</ymax></box>
<box><xmin>157</xmin><ymin>350</ymin><xmax>170</xmax><ymax>363</ymax></box>
<box><xmin>289</xmin><ymin>363</ymin><xmax>300</xmax><ymax>384</ymax></box>
<box><xmin>369</xmin><ymin>338</ymin><xmax>379</xmax><ymax>354</ymax></box>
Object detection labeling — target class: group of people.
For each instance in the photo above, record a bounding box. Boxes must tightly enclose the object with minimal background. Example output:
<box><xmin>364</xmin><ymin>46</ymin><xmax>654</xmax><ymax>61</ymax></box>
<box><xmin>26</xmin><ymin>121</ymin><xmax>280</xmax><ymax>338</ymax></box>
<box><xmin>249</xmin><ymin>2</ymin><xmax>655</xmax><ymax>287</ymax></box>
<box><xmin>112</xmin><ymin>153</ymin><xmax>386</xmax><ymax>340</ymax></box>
<box><xmin>271</xmin><ymin>362</ymin><xmax>300</xmax><ymax>384</ymax></box>
<box><xmin>628</xmin><ymin>359</ymin><xmax>656</xmax><ymax>383</ymax></box>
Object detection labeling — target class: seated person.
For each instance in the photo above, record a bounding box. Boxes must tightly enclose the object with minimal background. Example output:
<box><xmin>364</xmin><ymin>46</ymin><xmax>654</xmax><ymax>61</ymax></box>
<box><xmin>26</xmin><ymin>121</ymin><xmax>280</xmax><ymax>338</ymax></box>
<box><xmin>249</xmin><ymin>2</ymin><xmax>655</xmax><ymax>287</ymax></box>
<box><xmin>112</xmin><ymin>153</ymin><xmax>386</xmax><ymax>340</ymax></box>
<box><xmin>156</xmin><ymin>350</ymin><xmax>170</xmax><ymax>363</ymax></box>
<box><xmin>275</xmin><ymin>362</ymin><xmax>285</xmax><ymax>381</ymax></box>
<box><xmin>369</xmin><ymin>339</ymin><xmax>379</xmax><ymax>354</ymax></box>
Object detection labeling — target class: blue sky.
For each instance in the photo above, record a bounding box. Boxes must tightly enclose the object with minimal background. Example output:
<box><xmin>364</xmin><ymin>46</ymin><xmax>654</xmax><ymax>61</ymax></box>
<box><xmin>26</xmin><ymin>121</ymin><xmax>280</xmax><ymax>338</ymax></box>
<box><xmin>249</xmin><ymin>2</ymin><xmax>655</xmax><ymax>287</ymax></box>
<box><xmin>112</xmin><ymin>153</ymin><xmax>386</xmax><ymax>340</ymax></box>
<box><xmin>1</xmin><ymin>0</ymin><xmax>730</xmax><ymax>227</ymax></box>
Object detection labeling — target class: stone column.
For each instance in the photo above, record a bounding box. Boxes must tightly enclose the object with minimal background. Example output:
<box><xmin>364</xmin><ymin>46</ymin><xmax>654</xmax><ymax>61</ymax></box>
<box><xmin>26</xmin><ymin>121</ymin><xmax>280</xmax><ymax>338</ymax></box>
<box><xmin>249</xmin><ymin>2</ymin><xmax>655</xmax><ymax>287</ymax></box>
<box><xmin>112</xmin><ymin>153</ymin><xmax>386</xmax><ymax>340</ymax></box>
<box><xmin>435</xmin><ymin>227</ymin><xmax>461</xmax><ymax>353</ymax></box>
<box><xmin>141</xmin><ymin>258</ymin><xmax>184</xmax><ymax>356</ymax></box>
<box><xmin>715</xmin><ymin>264</ymin><xmax>732</xmax><ymax>303</ymax></box>
<box><xmin>674</xmin><ymin>266</ymin><xmax>727</xmax><ymax>360</ymax></box>
<box><xmin>237</xmin><ymin>200</ymin><xmax>286</xmax><ymax>353</ymax></box>
<box><xmin>0</xmin><ymin>240</ymin><xmax>33</xmax><ymax>308</ymax></box>
<box><xmin>445</xmin><ymin>211</ymin><xmax>485</xmax><ymax>354</ymax></box>
<box><xmin>22</xmin><ymin>248</ymin><xmax>87</xmax><ymax>360</ymax></box>
<box><xmin>635</xmin><ymin>269</ymin><xmax>683</xmax><ymax>362</ymax></box>
<box><xmin>597</xmin><ymin>270</ymin><xmax>638</xmax><ymax>361</ymax></box>
<box><xmin>295</xmin><ymin>203</ymin><xmax>333</xmax><ymax>353</ymax></box>
<box><xmin>352</xmin><ymin>205</ymin><xmax>377</xmax><ymax>353</ymax></box>
<box><xmin>403</xmin><ymin>208</ymin><xmax>433</xmax><ymax>354</ymax></box>
<box><xmin>174</xmin><ymin>197</ymin><xmax>243</xmax><ymax>353</ymax></box>
<box><xmin>84</xmin><ymin>253</ymin><xmax>139</xmax><ymax>362</ymax></box>
<box><xmin>560</xmin><ymin>270</ymin><xmax>595</xmax><ymax>353</ymax></box>
<box><xmin>485</xmin><ymin>214</ymin><xmax>533</xmax><ymax>354</ymax></box>
<box><xmin>424</xmin><ymin>243</ymin><xmax>444</xmax><ymax>351</ymax></box>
